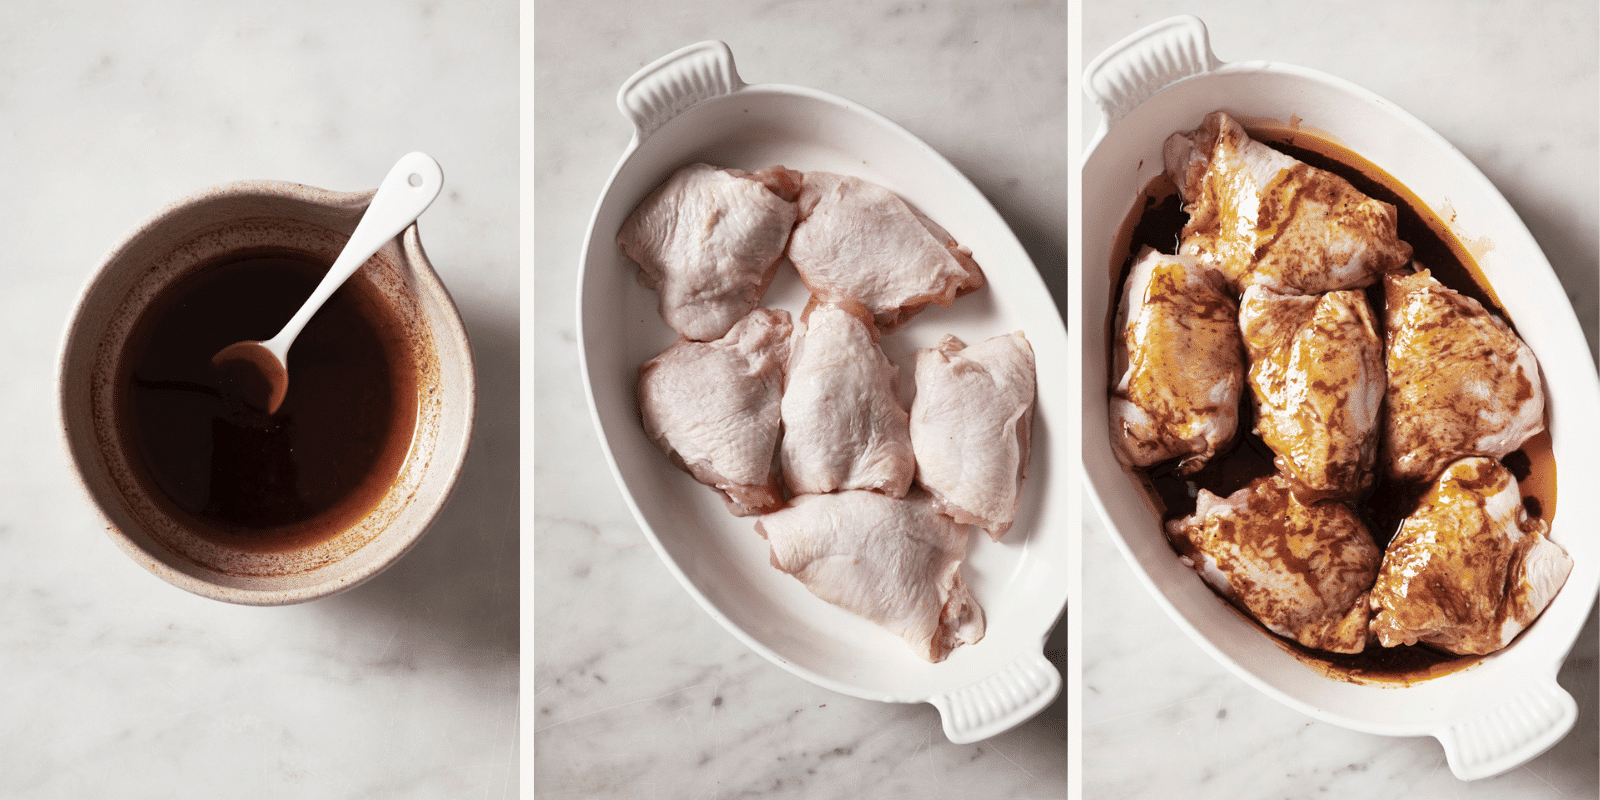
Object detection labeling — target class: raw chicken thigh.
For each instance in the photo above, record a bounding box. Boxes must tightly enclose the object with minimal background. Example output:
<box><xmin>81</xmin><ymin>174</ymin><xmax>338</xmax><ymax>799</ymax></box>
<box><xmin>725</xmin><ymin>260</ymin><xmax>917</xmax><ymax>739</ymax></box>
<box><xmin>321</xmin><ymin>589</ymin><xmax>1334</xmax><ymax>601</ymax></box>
<box><xmin>637</xmin><ymin>308</ymin><xmax>792</xmax><ymax>516</ymax></box>
<box><xmin>910</xmin><ymin>331</ymin><xmax>1036</xmax><ymax>541</ymax></box>
<box><xmin>1164</xmin><ymin>111</ymin><xmax>1412</xmax><ymax>295</ymax></box>
<box><xmin>786</xmin><ymin>171</ymin><xmax>984</xmax><ymax>332</ymax></box>
<box><xmin>756</xmin><ymin>488</ymin><xmax>985</xmax><ymax>662</ymax></box>
<box><xmin>1369</xmin><ymin>457</ymin><xmax>1571</xmax><ymax>655</ymax></box>
<box><xmin>1382</xmin><ymin>269</ymin><xmax>1545</xmax><ymax>483</ymax></box>
<box><xmin>1166</xmin><ymin>474</ymin><xmax>1381</xmax><ymax>654</ymax></box>
<box><xmin>618</xmin><ymin>163</ymin><xmax>803</xmax><ymax>341</ymax></box>
<box><xmin>1239</xmin><ymin>286</ymin><xmax>1384</xmax><ymax>502</ymax></box>
<box><xmin>780</xmin><ymin>301</ymin><xmax>915</xmax><ymax>498</ymax></box>
<box><xmin>1110</xmin><ymin>247</ymin><xmax>1245</xmax><ymax>474</ymax></box>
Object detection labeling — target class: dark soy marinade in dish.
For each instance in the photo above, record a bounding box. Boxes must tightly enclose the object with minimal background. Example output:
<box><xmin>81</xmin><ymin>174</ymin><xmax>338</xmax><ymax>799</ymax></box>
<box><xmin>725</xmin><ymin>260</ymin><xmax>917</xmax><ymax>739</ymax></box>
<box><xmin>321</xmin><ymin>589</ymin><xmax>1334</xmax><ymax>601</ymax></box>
<box><xmin>1109</xmin><ymin>124</ymin><xmax>1557</xmax><ymax>683</ymax></box>
<box><xmin>118</xmin><ymin>252</ymin><xmax>419</xmax><ymax>555</ymax></box>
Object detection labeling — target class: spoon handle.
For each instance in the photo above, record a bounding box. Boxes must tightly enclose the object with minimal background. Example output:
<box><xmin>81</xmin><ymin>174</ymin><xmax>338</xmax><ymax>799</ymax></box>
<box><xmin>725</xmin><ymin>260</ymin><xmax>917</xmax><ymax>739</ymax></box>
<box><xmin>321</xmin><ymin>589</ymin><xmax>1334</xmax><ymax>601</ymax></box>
<box><xmin>271</xmin><ymin>152</ymin><xmax>444</xmax><ymax>352</ymax></box>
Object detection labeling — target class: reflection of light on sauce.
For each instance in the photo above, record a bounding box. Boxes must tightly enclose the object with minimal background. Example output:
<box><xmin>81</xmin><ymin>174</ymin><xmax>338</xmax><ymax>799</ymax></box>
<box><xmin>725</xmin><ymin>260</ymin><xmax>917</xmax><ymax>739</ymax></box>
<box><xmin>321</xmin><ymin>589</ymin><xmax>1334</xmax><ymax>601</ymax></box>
<box><xmin>1109</xmin><ymin>125</ymin><xmax>1557</xmax><ymax>685</ymax></box>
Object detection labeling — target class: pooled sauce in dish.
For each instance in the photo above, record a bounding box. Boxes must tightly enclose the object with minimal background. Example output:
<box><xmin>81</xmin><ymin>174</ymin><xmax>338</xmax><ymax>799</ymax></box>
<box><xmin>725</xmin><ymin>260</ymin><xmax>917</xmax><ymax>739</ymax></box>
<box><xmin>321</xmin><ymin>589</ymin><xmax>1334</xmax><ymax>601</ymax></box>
<box><xmin>117</xmin><ymin>252</ymin><xmax>419</xmax><ymax>553</ymax></box>
<box><xmin>1111</xmin><ymin>126</ymin><xmax>1558</xmax><ymax>684</ymax></box>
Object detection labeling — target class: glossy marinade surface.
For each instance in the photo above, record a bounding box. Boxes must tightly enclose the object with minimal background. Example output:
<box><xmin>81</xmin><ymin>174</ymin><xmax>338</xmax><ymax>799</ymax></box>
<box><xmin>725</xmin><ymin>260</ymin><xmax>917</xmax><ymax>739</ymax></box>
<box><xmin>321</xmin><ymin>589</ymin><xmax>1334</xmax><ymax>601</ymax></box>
<box><xmin>118</xmin><ymin>252</ymin><xmax>418</xmax><ymax>553</ymax></box>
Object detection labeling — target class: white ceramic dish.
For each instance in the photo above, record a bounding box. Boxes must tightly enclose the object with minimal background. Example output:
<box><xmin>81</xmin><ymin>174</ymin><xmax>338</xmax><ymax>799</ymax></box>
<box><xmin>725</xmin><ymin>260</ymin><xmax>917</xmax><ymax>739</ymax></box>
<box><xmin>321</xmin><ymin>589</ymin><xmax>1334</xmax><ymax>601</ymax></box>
<box><xmin>577</xmin><ymin>41</ymin><xmax>1071</xmax><ymax>743</ymax></box>
<box><xmin>1080</xmin><ymin>16</ymin><xmax>1600</xmax><ymax>781</ymax></box>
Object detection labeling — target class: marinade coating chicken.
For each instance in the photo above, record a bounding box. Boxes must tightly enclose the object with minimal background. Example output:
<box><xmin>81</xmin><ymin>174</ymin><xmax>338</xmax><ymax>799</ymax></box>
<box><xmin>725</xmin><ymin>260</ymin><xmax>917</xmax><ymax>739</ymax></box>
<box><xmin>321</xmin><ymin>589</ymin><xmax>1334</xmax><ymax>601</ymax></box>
<box><xmin>1383</xmin><ymin>269</ymin><xmax>1545</xmax><ymax>483</ymax></box>
<box><xmin>1239</xmin><ymin>286</ymin><xmax>1384</xmax><ymax>502</ymax></box>
<box><xmin>618</xmin><ymin>163</ymin><xmax>803</xmax><ymax>342</ymax></box>
<box><xmin>910</xmin><ymin>331</ymin><xmax>1036</xmax><ymax>541</ymax></box>
<box><xmin>637</xmin><ymin>308</ymin><xmax>792</xmax><ymax>516</ymax></box>
<box><xmin>1166</xmin><ymin>474</ymin><xmax>1381</xmax><ymax>654</ymax></box>
<box><xmin>755</xmin><ymin>488</ymin><xmax>985</xmax><ymax>663</ymax></box>
<box><xmin>786</xmin><ymin>171</ymin><xmax>985</xmax><ymax>332</ymax></box>
<box><xmin>1369</xmin><ymin>457</ymin><xmax>1571</xmax><ymax>655</ymax></box>
<box><xmin>780</xmin><ymin>301</ymin><xmax>915</xmax><ymax>498</ymax></box>
<box><xmin>1110</xmin><ymin>247</ymin><xmax>1244</xmax><ymax>474</ymax></box>
<box><xmin>1164</xmin><ymin>111</ymin><xmax>1413</xmax><ymax>295</ymax></box>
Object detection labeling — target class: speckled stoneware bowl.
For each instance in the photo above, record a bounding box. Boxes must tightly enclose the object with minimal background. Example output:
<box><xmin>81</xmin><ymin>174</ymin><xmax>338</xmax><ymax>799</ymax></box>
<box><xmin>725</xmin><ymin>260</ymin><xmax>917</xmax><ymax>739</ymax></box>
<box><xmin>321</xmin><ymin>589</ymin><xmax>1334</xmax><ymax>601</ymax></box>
<box><xmin>59</xmin><ymin>179</ymin><xmax>475</xmax><ymax>605</ymax></box>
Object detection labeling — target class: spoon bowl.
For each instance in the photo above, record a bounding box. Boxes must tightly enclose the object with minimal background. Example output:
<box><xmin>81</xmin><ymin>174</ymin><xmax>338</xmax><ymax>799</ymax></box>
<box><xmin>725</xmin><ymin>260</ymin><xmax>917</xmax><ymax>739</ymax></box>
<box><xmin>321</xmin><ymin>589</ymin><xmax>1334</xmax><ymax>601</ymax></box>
<box><xmin>212</xmin><ymin>152</ymin><xmax>443</xmax><ymax>413</ymax></box>
<box><xmin>212</xmin><ymin>339</ymin><xmax>291</xmax><ymax>413</ymax></box>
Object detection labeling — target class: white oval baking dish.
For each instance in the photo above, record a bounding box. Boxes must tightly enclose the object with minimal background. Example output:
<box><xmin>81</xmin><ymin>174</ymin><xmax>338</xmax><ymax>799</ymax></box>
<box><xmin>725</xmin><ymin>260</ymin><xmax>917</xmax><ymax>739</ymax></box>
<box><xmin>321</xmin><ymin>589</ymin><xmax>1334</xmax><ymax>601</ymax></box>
<box><xmin>576</xmin><ymin>41</ymin><xmax>1072</xmax><ymax>743</ymax></box>
<box><xmin>1081</xmin><ymin>15</ymin><xmax>1600</xmax><ymax>782</ymax></box>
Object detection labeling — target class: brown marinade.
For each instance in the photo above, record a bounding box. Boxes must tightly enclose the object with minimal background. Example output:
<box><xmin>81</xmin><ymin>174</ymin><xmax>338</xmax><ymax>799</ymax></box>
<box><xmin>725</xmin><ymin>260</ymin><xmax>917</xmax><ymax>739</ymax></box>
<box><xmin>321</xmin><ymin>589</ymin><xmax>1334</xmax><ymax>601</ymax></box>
<box><xmin>117</xmin><ymin>252</ymin><xmax>419</xmax><ymax>554</ymax></box>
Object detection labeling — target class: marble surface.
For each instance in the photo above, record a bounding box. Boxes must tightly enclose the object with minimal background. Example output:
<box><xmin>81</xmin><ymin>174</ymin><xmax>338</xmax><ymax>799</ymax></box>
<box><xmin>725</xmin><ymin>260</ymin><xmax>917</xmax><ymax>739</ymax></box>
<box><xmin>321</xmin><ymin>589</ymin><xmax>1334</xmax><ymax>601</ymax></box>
<box><xmin>537</xmin><ymin>1</ymin><xmax>1600</xmax><ymax>798</ymax></box>
<box><xmin>1082</xmin><ymin>2</ymin><xmax>1600</xmax><ymax>798</ymax></box>
<box><xmin>532</xmin><ymin>1</ymin><xmax>1073</xmax><ymax>797</ymax></box>
<box><xmin>3</xmin><ymin>2</ymin><xmax>518</xmax><ymax>797</ymax></box>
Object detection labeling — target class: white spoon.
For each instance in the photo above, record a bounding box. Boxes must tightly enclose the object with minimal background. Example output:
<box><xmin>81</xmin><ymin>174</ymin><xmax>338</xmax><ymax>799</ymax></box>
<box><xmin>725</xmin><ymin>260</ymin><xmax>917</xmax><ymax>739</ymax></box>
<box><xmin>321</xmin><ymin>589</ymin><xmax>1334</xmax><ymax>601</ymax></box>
<box><xmin>212</xmin><ymin>151</ymin><xmax>443</xmax><ymax>413</ymax></box>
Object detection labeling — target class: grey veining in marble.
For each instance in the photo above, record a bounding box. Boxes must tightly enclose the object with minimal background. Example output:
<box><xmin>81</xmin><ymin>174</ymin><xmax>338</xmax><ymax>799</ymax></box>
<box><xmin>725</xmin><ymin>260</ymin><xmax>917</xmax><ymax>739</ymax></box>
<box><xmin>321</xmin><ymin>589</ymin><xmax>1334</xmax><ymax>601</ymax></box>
<box><xmin>534</xmin><ymin>0</ymin><xmax>1071</xmax><ymax>797</ymax></box>
<box><xmin>2</xmin><ymin>2</ymin><xmax>517</xmax><ymax>797</ymax></box>
<box><xmin>1082</xmin><ymin>2</ymin><xmax>1599</xmax><ymax>798</ymax></box>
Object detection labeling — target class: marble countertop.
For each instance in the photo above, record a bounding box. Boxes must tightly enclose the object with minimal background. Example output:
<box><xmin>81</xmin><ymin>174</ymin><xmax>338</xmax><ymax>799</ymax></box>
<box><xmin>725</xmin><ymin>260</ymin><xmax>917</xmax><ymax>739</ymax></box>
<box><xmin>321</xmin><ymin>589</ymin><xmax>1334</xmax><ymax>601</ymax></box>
<box><xmin>1082</xmin><ymin>2</ymin><xmax>1598</xmax><ymax>798</ymax></box>
<box><xmin>532</xmin><ymin>2</ymin><xmax>1072</xmax><ymax>797</ymax></box>
<box><xmin>3</xmin><ymin>2</ymin><xmax>518</xmax><ymax>797</ymax></box>
<box><xmin>536</xmin><ymin>1</ymin><xmax>1599</xmax><ymax>799</ymax></box>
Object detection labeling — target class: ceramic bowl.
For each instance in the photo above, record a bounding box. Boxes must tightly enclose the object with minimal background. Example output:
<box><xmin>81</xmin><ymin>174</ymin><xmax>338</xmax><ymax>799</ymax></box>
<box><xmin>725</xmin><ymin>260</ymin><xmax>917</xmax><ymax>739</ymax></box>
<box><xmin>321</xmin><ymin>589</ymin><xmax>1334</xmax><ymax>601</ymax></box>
<box><xmin>577</xmin><ymin>41</ymin><xmax>1072</xmax><ymax>743</ymax></box>
<box><xmin>1080</xmin><ymin>16</ymin><xmax>1600</xmax><ymax>781</ymax></box>
<box><xmin>59</xmin><ymin>179</ymin><xmax>475</xmax><ymax>605</ymax></box>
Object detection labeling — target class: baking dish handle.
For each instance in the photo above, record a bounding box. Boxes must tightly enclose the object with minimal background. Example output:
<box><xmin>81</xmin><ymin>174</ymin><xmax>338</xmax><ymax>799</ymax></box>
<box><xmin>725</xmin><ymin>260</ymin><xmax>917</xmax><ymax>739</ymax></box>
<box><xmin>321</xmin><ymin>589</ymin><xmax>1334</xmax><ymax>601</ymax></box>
<box><xmin>928</xmin><ymin>651</ymin><xmax>1061</xmax><ymax>744</ymax></box>
<box><xmin>1434</xmin><ymin>679</ymin><xmax>1576</xmax><ymax>780</ymax></box>
<box><xmin>1083</xmin><ymin>15</ymin><xmax>1220</xmax><ymax>133</ymax></box>
<box><xmin>616</xmin><ymin>40</ymin><xmax>746</xmax><ymax>142</ymax></box>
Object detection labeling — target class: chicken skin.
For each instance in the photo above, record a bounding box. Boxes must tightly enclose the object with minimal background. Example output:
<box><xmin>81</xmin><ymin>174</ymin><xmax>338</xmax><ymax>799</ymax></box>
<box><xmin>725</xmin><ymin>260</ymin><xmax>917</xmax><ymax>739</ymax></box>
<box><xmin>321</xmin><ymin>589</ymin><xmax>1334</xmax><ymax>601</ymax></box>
<box><xmin>1164</xmin><ymin>111</ymin><xmax>1412</xmax><ymax>295</ymax></box>
<box><xmin>1382</xmin><ymin>269</ymin><xmax>1545</xmax><ymax>483</ymax></box>
<box><xmin>1166</xmin><ymin>474</ymin><xmax>1381</xmax><ymax>654</ymax></box>
<box><xmin>1369</xmin><ymin>457</ymin><xmax>1571</xmax><ymax>655</ymax></box>
<box><xmin>756</xmin><ymin>488</ymin><xmax>985</xmax><ymax>663</ymax></box>
<box><xmin>779</xmin><ymin>301</ymin><xmax>915</xmax><ymax>498</ymax></box>
<box><xmin>1110</xmin><ymin>247</ymin><xmax>1245</xmax><ymax>475</ymax></box>
<box><xmin>786</xmin><ymin>171</ymin><xmax>984</xmax><ymax>332</ymax></box>
<box><xmin>618</xmin><ymin>163</ymin><xmax>803</xmax><ymax>342</ymax></box>
<box><xmin>1239</xmin><ymin>286</ymin><xmax>1385</xmax><ymax>502</ymax></box>
<box><xmin>637</xmin><ymin>308</ymin><xmax>792</xmax><ymax>516</ymax></box>
<box><xmin>910</xmin><ymin>331</ymin><xmax>1036</xmax><ymax>541</ymax></box>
